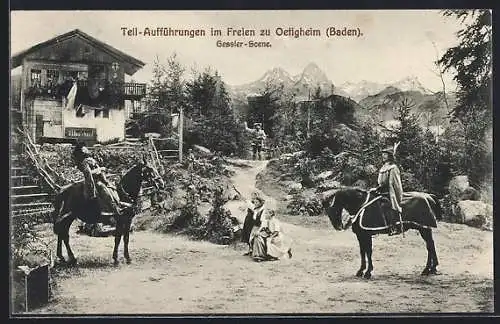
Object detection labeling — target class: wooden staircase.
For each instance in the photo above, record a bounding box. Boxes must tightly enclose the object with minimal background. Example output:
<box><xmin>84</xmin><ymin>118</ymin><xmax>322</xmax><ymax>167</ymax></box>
<box><xmin>11</xmin><ymin>145</ymin><xmax>53</xmax><ymax>218</ymax></box>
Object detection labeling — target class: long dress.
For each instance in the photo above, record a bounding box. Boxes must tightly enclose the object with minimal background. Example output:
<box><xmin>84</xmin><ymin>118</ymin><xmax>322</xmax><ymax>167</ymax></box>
<box><xmin>249</xmin><ymin>206</ymin><xmax>268</xmax><ymax>260</ymax></box>
<box><xmin>266</xmin><ymin>217</ymin><xmax>293</xmax><ymax>259</ymax></box>
<box><xmin>377</xmin><ymin>162</ymin><xmax>403</xmax><ymax>225</ymax></box>
<box><xmin>78</xmin><ymin>157</ymin><xmax>122</xmax><ymax>217</ymax></box>
<box><xmin>377</xmin><ymin>162</ymin><xmax>403</xmax><ymax>213</ymax></box>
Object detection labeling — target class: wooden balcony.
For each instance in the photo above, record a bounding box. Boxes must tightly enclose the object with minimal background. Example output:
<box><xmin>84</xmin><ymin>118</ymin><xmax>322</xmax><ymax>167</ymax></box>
<box><xmin>77</xmin><ymin>80</ymin><xmax>146</xmax><ymax>99</ymax></box>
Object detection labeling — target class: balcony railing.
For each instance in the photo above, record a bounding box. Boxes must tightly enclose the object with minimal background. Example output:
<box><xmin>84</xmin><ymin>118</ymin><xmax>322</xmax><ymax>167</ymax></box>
<box><xmin>77</xmin><ymin>80</ymin><xmax>146</xmax><ymax>98</ymax></box>
<box><xmin>24</xmin><ymin>80</ymin><xmax>147</xmax><ymax>102</ymax></box>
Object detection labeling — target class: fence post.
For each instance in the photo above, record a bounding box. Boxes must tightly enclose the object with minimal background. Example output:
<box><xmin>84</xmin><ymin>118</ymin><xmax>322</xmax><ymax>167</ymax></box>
<box><xmin>178</xmin><ymin>106</ymin><xmax>183</xmax><ymax>163</ymax></box>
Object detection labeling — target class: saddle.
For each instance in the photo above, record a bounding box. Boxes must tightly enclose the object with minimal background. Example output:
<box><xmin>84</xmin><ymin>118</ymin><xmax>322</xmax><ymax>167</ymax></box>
<box><xmin>356</xmin><ymin>194</ymin><xmax>401</xmax><ymax>232</ymax></box>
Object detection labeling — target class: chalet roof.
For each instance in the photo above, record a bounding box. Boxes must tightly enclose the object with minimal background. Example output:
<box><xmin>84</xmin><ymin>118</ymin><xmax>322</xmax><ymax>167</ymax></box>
<box><xmin>11</xmin><ymin>29</ymin><xmax>145</xmax><ymax>75</ymax></box>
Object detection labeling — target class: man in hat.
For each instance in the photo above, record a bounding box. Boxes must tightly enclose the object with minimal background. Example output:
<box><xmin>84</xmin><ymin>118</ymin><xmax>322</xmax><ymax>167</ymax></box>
<box><xmin>370</xmin><ymin>143</ymin><xmax>403</xmax><ymax>236</ymax></box>
<box><xmin>244</xmin><ymin>121</ymin><xmax>267</xmax><ymax>160</ymax></box>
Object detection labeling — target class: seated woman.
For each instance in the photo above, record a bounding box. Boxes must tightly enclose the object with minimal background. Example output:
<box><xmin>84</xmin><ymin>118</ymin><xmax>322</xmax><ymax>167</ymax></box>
<box><xmin>266</xmin><ymin>210</ymin><xmax>293</xmax><ymax>260</ymax></box>
<box><xmin>249</xmin><ymin>206</ymin><xmax>293</xmax><ymax>262</ymax></box>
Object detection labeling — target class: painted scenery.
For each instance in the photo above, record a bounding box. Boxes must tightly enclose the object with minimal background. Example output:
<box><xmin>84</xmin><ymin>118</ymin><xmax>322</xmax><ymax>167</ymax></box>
<box><xmin>10</xmin><ymin>10</ymin><xmax>493</xmax><ymax>314</ymax></box>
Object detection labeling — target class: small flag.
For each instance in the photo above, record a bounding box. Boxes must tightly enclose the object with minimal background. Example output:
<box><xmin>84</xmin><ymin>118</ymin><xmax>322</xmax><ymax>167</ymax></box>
<box><xmin>171</xmin><ymin>113</ymin><xmax>179</xmax><ymax>128</ymax></box>
<box><xmin>65</xmin><ymin>81</ymin><xmax>78</xmax><ymax>110</ymax></box>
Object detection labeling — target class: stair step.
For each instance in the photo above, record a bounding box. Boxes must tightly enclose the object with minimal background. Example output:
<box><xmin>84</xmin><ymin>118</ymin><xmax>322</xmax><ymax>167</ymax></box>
<box><xmin>12</xmin><ymin>209</ymin><xmax>53</xmax><ymax>218</ymax></box>
<box><xmin>11</xmin><ymin>193</ymin><xmax>50</xmax><ymax>199</ymax></box>
<box><xmin>11</xmin><ymin>175</ymin><xmax>31</xmax><ymax>179</ymax></box>
<box><xmin>11</xmin><ymin>202</ymin><xmax>53</xmax><ymax>208</ymax></box>
<box><xmin>11</xmin><ymin>185</ymin><xmax>39</xmax><ymax>190</ymax></box>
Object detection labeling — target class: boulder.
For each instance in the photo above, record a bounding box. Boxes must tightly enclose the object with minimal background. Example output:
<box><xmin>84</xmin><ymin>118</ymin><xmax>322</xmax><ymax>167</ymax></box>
<box><xmin>160</xmin><ymin>188</ymin><xmax>188</xmax><ymax>210</ymax></box>
<box><xmin>317</xmin><ymin>180</ymin><xmax>342</xmax><ymax>191</ymax></box>
<box><xmin>286</xmin><ymin>181</ymin><xmax>303</xmax><ymax>194</ymax></box>
<box><xmin>455</xmin><ymin>200</ymin><xmax>493</xmax><ymax>228</ymax></box>
<box><xmin>459</xmin><ymin>186</ymin><xmax>480</xmax><ymax>201</ymax></box>
<box><xmin>313</xmin><ymin>170</ymin><xmax>335</xmax><ymax>182</ymax></box>
<box><xmin>448</xmin><ymin>176</ymin><xmax>470</xmax><ymax>201</ymax></box>
<box><xmin>197</xmin><ymin>202</ymin><xmax>213</xmax><ymax>217</ymax></box>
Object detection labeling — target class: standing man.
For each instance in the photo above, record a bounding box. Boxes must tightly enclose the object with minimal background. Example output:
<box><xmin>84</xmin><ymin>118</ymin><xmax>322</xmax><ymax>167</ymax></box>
<box><xmin>244</xmin><ymin>121</ymin><xmax>267</xmax><ymax>160</ymax></box>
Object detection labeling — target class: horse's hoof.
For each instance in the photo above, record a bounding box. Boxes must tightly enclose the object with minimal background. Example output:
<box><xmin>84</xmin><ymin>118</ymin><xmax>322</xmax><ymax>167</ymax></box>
<box><xmin>421</xmin><ymin>268</ymin><xmax>431</xmax><ymax>276</ymax></box>
<box><xmin>125</xmin><ymin>258</ymin><xmax>132</xmax><ymax>265</ymax></box>
<box><xmin>113</xmin><ymin>259</ymin><xmax>120</xmax><ymax>266</ymax></box>
<box><xmin>429</xmin><ymin>268</ymin><xmax>441</xmax><ymax>275</ymax></box>
<box><xmin>67</xmin><ymin>258</ymin><xmax>77</xmax><ymax>267</ymax></box>
<box><xmin>356</xmin><ymin>270</ymin><xmax>364</xmax><ymax>277</ymax></box>
<box><xmin>363</xmin><ymin>272</ymin><xmax>372</xmax><ymax>279</ymax></box>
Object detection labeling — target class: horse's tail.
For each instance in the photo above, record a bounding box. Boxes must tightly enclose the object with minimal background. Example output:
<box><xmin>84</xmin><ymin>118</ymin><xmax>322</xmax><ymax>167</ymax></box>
<box><xmin>52</xmin><ymin>188</ymin><xmax>67</xmax><ymax>234</ymax></box>
<box><xmin>429</xmin><ymin>194</ymin><xmax>443</xmax><ymax>221</ymax></box>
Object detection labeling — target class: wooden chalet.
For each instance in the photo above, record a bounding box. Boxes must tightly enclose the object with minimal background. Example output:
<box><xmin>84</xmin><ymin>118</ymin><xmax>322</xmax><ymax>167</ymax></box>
<box><xmin>11</xmin><ymin>29</ymin><xmax>147</xmax><ymax>144</ymax></box>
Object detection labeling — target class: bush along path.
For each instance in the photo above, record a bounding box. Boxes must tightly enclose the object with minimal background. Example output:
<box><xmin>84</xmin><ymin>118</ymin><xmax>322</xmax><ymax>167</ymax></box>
<box><xmin>29</xmin><ymin>159</ymin><xmax>493</xmax><ymax>314</ymax></box>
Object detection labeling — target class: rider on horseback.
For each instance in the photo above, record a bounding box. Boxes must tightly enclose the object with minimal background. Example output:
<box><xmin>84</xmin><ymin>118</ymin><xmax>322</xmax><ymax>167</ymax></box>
<box><xmin>72</xmin><ymin>141</ymin><xmax>132</xmax><ymax>219</ymax></box>
<box><xmin>369</xmin><ymin>142</ymin><xmax>403</xmax><ymax>236</ymax></box>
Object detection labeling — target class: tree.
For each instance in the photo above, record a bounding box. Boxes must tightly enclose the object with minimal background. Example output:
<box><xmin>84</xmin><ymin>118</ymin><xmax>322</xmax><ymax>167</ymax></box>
<box><xmin>185</xmin><ymin>68</ymin><xmax>245</xmax><ymax>156</ymax></box>
<box><xmin>438</xmin><ymin>10</ymin><xmax>492</xmax><ymax>187</ymax></box>
<box><xmin>438</xmin><ymin>10</ymin><xmax>492</xmax><ymax>122</ymax></box>
<box><xmin>133</xmin><ymin>53</ymin><xmax>186</xmax><ymax>137</ymax></box>
<box><xmin>162</xmin><ymin>53</ymin><xmax>187</xmax><ymax>114</ymax></box>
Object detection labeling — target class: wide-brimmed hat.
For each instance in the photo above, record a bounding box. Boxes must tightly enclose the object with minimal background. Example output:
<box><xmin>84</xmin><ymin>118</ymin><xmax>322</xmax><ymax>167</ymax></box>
<box><xmin>251</xmin><ymin>190</ymin><xmax>265</xmax><ymax>203</ymax></box>
<box><xmin>381</xmin><ymin>147</ymin><xmax>393</xmax><ymax>154</ymax></box>
<box><xmin>381</xmin><ymin>142</ymin><xmax>400</xmax><ymax>156</ymax></box>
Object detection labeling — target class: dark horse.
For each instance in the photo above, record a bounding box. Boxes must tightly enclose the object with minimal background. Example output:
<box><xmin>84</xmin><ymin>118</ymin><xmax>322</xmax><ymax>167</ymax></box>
<box><xmin>52</xmin><ymin>158</ymin><xmax>164</xmax><ymax>266</ymax></box>
<box><xmin>323</xmin><ymin>188</ymin><xmax>442</xmax><ymax>279</ymax></box>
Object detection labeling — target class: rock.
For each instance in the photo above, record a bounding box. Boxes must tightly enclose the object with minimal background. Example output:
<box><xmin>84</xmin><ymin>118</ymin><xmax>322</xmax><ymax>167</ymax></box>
<box><xmin>459</xmin><ymin>187</ymin><xmax>480</xmax><ymax>201</ymax></box>
<box><xmin>317</xmin><ymin>180</ymin><xmax>342</xmax><ymax>191</ymax></box>
<box><xmin>193</xmin><ymin>144</ymin><xmax>212</xmax><ymax>155</ymax></box>
<box><xmin>279</xmin><ymin>172</ymin><xmax>296</xmax><ymax>181</ymax></box>
<box><xmin>161</xmin><ymin>188</ymin><xmax>188</xmax><ymax>210</ymax></box>
<box><xmin>455</xmin><ymin>200</ymin><xmax>493</xmax><ymax>228</ymax></box>
<box><xmin>313</xmin><ymin>170</ymin><xmax>334</xmax><ymax>182</ymax></box>
<box><xmin>197</xmin><ymin>202</ymin><xmax>212</xmax><ymax>217</ymax></box>
<box><xmin>286</xmin><ymin>182</ymin><xmax>303</xmax><ymax>194</ymax></box>
<box><xmin>448</xmin><ymin>176</ymin><xmax>470</xmax><ymax>201</ymax></box>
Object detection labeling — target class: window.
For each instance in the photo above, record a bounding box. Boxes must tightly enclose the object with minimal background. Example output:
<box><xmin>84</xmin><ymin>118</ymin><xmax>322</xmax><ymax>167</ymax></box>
<box><xmin>30</xmin><ymin>69</ymin><xmax>41</xmax><ymax>86</ymax></box>
<box><xmin>94</xmin><ymin>109</ymin><xmax>102</xmax><ymax>118</ymax></box>
<box><xmin>47</xmin><ymin>70</ymin><xmax>59</xmax><ymax>86</ymax></box>
<box><xmin>77</xmin><ymin>71</ymin><xmax>88</xmax><ymax>80</ymax></box>
<box><xmin>102</xmin><ymin>109</ymin><xmax>109</xmax><ymax>118</ymax></box>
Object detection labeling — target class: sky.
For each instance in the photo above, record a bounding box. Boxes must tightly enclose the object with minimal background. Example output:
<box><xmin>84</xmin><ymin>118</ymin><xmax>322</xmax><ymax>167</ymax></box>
<box><xmin>10</xmin><ymin>10</ymin><xmax>464</xmax><ymax>92</ymax></box>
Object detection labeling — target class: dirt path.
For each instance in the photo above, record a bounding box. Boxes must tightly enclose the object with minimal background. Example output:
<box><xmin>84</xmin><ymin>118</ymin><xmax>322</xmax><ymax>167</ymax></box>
<box><xmin>30</xmin><ymin>160</ymin><xmax>493</xmax><ymax>314</ymax></box>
